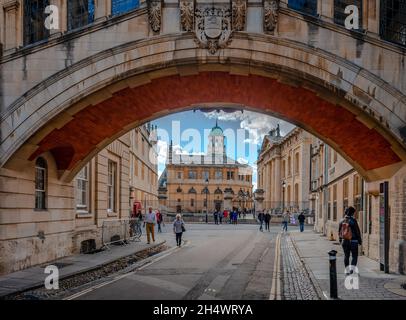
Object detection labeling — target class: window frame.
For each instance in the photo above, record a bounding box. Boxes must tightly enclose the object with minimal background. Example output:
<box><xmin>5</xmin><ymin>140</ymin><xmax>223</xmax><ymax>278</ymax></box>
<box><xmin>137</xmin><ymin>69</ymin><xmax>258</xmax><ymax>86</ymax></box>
<box><xmin>107</xmin><ymin>160</ymin><xmax>118</xmax><ymax>213</ymax></box>
<box><xmin>23</xmin><ymin>0</ymin><xmax>50</xmax><ymax>46</ymax></box>
<box><xmin>35</xmin><ymin>157</ymin><xmax>47</xmax><ymax>210</ymax></box>
<box><xmin>75</xmin><ymin>164</ymin><xmax>90</xmax><ymax>213</ymax></box>
<box><xmin>67</xmin><ymin>0</ymin><xmax>95</xmax><ymax>31</ymax></box>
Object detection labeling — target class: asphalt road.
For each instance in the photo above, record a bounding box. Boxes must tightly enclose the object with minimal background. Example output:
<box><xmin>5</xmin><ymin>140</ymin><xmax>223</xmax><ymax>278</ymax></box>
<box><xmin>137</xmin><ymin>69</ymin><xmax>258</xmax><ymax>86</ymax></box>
<box><xmin>70</xmin><ymin>224</ymin><xmax>280</xmax><ymax>300</ymax></box>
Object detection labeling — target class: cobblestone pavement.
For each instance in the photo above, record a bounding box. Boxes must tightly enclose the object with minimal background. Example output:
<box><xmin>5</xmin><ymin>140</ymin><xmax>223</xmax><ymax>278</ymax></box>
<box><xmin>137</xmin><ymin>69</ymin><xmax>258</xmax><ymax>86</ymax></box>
<box><xmin>289</xmin><ymin>230</ymin><xmax>406</xmax><ymax>300</ymax></box>
<box><xmin>280</xmin><ymin>233</ymin><xmax>320</xmax><ymax>300</ymax></box>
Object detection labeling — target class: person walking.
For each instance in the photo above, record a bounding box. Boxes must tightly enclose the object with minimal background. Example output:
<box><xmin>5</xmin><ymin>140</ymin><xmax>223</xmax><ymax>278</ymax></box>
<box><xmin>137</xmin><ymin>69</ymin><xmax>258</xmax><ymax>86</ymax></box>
<box><xmin>298</xmin><ymin>211</ymin><xmax>306</xmax><ymax>232</ymax></box>
<box><xmin>219</xmin><ymin>210</ymin><xmax>223</xmax><ymax>224</ymax></box>
<box><xmin>257</xmin><ymin>211</ymin><xmax>265</xmax><ymax>232</ymax></box>
<box><xmin>213</xmin><ymin>210</ymin><xmax>218</xmax><ymax>225</ymax></box>
<box><xmin>339</xmin><ymin>207</ymin><xmax>362</xmax><ymax>275</ymax></box>
<box><xmin>156</xmin><ymin>210</ymin><xmax>163</xmax><ymax>233</ymax></box>
<box><xmin>145</xmin><ymin>207</ymin><xmax>156</xmax><ymax>244</ymax></box>
<box><xmin>173</xmin><ymin>214</ymin><xmax>185</xmax><ymax>247</ymax></box>
<box><xmin>282</xmin><ymin>211</ymin><xmax>290</xmax><ymax>232</ymax></box>
<box><xmin>265</xmin><ymin>211</ymin><xmax>271</xmax><ymax>231</ymax></box>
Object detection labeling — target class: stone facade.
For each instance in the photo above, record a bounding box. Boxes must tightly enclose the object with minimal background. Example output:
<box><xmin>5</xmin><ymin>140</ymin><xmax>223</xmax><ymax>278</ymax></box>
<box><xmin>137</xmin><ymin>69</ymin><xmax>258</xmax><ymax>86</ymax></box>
<box><xmin>256</xmin><ymin>127</ymin><xmax>311</xmax><ymax>214</ymax></box>
<box><xmin>0</xmin><ymin>124</ymin><xmax>157</xmax><ymax>275</ymax></box>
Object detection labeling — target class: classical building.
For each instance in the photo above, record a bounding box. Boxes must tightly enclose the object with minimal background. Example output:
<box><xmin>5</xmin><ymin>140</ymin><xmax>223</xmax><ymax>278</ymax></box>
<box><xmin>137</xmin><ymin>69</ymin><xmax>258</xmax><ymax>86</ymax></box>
<box><xmin>0</xmin><ymin>124</ymin><xmax>158</xmax><ymax>275</ymax></box>
<box><xmin>159</xmin><ymin>122</ymin><xmax>253</xmax><ymax>214</ymax></box>
<box><xmin>256</xmin><ymin>126</ymin><xmax>311</xmax><ymax>213</ymax></box>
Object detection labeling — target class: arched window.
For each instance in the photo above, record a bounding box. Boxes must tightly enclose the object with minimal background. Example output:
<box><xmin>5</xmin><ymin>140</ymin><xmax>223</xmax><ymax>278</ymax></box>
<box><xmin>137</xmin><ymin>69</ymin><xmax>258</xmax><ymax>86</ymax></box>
<box><xmin>188</xmin><ymin>187</ymin><xmax>197</xmax><ymax>194</ymax></box>
<box><xmin>24</xmin><ymin>0</ymin><xmax>50</xmax><ymax>45</ymax></box>
<box><xmin>201</xmin><ymin>187</ymin><xmax>210</xmax><ymax>194</ymax></box>
<box><xmin>214</xmin><ymin>187</ymin><xmax>223</xmax><ymax>195</ymax></box>
<box><xmin>68</xmin><ymin>0</ymin><xmax>95</xmax><ymax>31</ymax></box>
<box><xmin>35</xmin><ymin>157</ymin><xmax>47</xmax><ymax>210</ymax></box>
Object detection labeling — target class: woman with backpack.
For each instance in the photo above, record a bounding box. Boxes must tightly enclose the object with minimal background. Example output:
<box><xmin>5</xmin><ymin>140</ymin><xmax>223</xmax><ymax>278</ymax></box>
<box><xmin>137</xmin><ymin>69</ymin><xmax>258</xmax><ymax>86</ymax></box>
<box><xmin>338</xmin><ymin>206</ymin><xmax>362</xmax><ymax>275</ymax></box>
<box><xmin>173</xmin><ymin>214</ymin><xmax>185</xmax><ymax>247</ymax></box>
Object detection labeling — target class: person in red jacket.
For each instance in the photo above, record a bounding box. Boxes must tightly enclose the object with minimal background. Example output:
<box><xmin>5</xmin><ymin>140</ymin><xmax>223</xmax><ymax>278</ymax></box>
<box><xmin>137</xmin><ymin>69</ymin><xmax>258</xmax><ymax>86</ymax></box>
<box><xmin>156</xmin><ymin>210</ymin><xmax>163</xmax><ymax>233</ymax></box>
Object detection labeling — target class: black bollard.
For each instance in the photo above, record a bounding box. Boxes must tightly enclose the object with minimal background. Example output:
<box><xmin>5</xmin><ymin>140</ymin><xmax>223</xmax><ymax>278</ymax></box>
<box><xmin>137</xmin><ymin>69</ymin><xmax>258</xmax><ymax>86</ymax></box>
<box><xmin>328</xmin><ymin>250</ymin><xmax>338</xmax><ymax>299</ymax></box>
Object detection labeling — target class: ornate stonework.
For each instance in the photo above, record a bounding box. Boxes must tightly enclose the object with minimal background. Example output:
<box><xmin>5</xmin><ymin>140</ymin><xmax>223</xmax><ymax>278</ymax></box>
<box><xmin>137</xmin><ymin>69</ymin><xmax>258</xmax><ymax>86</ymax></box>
<box><xmin>194</xmin><ymin>5</ymin><xmax>233</xmax><ymax>54</ymax></box>
<box><xmin>264</xmin><ymin>0</ymin><xmax>279</xmax><ymax>32</ymax></box>
<box><xmin>147</xmin><ymin>0</ymin><xmax>162</xmax><ymax>33</ymax></box>
<box><xmin>232</xmin><ymin>0</ymin><xmax>246</xmax><ymax>31</ymax></box>
<box><xmin>180</xmin><ymin>0</ymin><xmax>194</xmax><ymax>32</ymax></box>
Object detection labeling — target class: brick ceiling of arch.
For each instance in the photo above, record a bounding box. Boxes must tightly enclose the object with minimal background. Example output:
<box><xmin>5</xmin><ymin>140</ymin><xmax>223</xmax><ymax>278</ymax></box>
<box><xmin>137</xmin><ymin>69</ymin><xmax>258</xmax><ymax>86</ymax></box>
<box><xmin>28</xmin><ymin>72</ymin><xmax>402</xmax><ymax>178</ymax></box>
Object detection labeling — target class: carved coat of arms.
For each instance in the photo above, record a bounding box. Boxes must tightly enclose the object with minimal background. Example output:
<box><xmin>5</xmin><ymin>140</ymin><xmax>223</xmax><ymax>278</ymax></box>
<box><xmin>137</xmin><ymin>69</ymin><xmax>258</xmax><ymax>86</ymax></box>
<box><xmin>195</xmin><ymin>6</ymin><xmax>232</xmax><ymax>54</ymax></box>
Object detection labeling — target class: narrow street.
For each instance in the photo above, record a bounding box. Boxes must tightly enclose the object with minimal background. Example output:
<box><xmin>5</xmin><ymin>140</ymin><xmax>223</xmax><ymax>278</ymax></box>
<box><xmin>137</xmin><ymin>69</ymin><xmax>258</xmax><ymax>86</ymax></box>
<box><xmin>65</xmin><ymin>224</ymin><xmax>319</xmax><ymax>300</ymax></box>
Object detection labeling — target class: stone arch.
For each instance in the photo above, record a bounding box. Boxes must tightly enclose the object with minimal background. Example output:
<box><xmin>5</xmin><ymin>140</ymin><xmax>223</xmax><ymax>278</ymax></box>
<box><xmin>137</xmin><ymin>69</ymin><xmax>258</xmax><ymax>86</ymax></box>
<box><xmin>1</xmin><ymin>34</ymin><xmax>406</xmax><ymax>182</ymax></box>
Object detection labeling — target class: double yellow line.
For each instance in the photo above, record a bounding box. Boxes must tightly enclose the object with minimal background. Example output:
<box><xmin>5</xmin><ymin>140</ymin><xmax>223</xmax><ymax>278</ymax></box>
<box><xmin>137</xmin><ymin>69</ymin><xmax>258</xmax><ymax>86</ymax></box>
<box><xmin>269</xmin><ymin>233</ymin><xmax>282</xmax><ymax>300</ymax></box>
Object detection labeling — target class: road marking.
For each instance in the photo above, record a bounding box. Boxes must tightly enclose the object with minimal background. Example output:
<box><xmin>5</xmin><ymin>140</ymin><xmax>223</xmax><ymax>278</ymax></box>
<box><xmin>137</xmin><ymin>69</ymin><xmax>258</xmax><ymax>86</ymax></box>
<box><xmin>64</xmin><ymin>241</ymin><xmax>188</xmax><ymax>300</ymax></box>
<box><xmin>269</xmin><ymin>233</ymin><xmax>281</xmax><ymax>300</ymax></box>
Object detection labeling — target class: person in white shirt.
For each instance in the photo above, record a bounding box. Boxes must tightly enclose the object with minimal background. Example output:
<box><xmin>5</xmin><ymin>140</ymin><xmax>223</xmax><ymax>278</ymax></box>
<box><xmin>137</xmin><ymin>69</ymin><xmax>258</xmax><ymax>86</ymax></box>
<box><xmin>145</xmin><ymin>207</ymin><xmax>156</xmax><ymax>244</ymax></box>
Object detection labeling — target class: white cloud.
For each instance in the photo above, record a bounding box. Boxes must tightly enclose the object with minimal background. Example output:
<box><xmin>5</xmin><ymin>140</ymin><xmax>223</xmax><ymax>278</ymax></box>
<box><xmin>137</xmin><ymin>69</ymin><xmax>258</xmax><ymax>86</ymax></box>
<box><xmin>203</xmin><ymin>110</ymin><xmax>295</xmax><ymax>145</ymax></box>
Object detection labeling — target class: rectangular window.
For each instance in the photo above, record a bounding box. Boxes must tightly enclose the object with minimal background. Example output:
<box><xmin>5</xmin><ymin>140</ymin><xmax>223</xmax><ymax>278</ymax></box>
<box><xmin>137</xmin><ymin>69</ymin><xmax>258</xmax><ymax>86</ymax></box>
<box><xmin>190</xmin><ymin>198</ymin><xmax>194</xmax><ymax>207</ymax></box>
<box><xmin>112</xmin><ymin>0</ymin><xmax>140</xmax><ymax>16</ymax></box>
<box><xmin>202</xmin><ymin>170</ymin><xmax>210</xmax><ymax>180</ymax></box>
<box><xmin>35</xmin><ymin>161</ymin><xmax>47</xmax><ymax>210</ymax></box>
<box><xmin>295</xmin><ymin>153</ymin><xmax>300</xmax><ymax>174</ymax></box>
<box><xmin>288</xmin><ymin>0</ymin><xmax>318</xmax><ymax>16</ymax></box>
<box><xmin>334</xmin><ymin>0</ymin><xmax>363</xmax><ymax>28</ymax></box>
<box><xmin>76</xmin><ymin>165</ymin><xmax>90</xmax><ymax>212</ymax></box>
<box><xmin>380</xmin><ymin>0</ymin><xmax>406</xmax><ymax>46</ymax></box>
<box><xmin>67</xmin><ymin>0</ymin><xmax>95</xmax><ymax>31</ymax></box>
<box><xmin>188</xmin><ymin>170</ymin><xmax>197</xmax><ymax>179</ymax></box>
<box><xmin>215</xmin><ymin>170</ymin><xmax>223</xmax><ymax>180</ymax></box>
<box><xmin>177</xmin><ymin>171</ymin><xmax>182</xmax><ymax>179</ymax></box>
<box><xmin>24</xmin><ymin>0</ymin><xmax>50</xmax><ymax>45</ymax></box>
<box><xmin>107</xmin><ymin>160</ymin><xmax>117</xmax><ymax>212</ymax></box>
<box><xmin>227</xmin><ymin>171</ymin><xmax>234</xmax><ymax>180</ymax></box>
<box><xmin>134</xmin><ymin>159</ymin><xmax>138</xmax><ymax>177</ymax></box>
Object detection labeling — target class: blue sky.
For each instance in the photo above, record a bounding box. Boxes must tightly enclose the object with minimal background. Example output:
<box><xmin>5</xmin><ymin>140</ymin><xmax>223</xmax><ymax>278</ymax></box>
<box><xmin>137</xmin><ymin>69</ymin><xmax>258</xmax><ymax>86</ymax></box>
<box><xmin>152</xmin><ymin>110</ymin><xmax>295</xmax><ymax>189</ymax></box>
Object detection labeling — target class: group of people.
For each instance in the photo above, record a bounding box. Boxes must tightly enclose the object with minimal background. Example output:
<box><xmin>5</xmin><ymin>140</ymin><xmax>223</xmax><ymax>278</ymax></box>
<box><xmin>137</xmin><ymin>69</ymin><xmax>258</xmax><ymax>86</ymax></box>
<box><xmin>213</xmin><ymin>208</ymin><xmax>246</xmax><ymax>225</ymax></box>
<box><xmin>255</xmin><ymin>210</ymin><xmax>307</xmax><ymax>233</ymax></box>
<box><xmin>130</xmin><ymin>205</ymin><xmax>186</xmax><ymax>247</ymax></box>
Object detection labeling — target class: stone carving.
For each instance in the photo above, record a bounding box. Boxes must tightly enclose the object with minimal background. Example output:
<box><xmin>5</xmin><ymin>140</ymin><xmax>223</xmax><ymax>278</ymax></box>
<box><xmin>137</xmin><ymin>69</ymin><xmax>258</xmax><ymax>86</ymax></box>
<box><xmin>195</xmin><ymin>5</ymin><xmax>232</xmax><ymax>54</ymax></box>
<box><xmin>147</xmin><ymin>0</ymin><xmax>162</xmax><ymax>33</ymax></box>
<box><xmin>232</xmin><ymin>0</ymin><xmax>246</xmax><ymax>31</ymax></box>
<box><xmin>180</xmin><ymin>0</ymin><xmax>194</xmax><ymax>32</ymax></box>
<box><xmin>264</xmin><ymin>0</ymin><xmax>279</xmax><ymax>32</ymax></box>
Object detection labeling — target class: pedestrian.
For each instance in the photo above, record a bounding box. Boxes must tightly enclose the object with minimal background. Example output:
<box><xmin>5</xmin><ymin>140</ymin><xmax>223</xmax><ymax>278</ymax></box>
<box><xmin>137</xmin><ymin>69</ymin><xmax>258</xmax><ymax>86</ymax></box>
<box><xmin>213</xmin><ymin>210</ymin><xmax>218</xmax><ymax>225</ymax></box>
<box><xmin>223</xmin><ymin>209</ymin><xmax>228</xmax><ymax>222</ymax></box>
<box><xmin>257</xmin><ymin>211</ymin><xmax>265</xmax><ymax>232</ymax></box>
<box><xmin>339</xmin><ymin>207</ymin><xmax>362</xmax><ymax>275</ymax></box>
<box><xmin>282</xmin><ymin>211</ymin><xmax>290</xmax><ymax>232</ymax></box>
<box><xmin>173</xmin><ymin>214</ymin><xmax>185</xmax><ymax>247</ymax></box>
<box><xmin>156</xmin><ymin>210</ymin><xmax>163</xmax><ymax>233</ymax></box>
<box><xmin>234</xmin><ymin>210</ymin><xmax>238</xmax><ymax>225</ymax></box>
<box><xmin>298</xmin><ymin>211</ymin><xmax>306</xmax><ymax>232</ymax></box>
<box><xmin>145</xmin><ymin>207</ymin><xmax>156</xmax><ymax>244</ymax></box>
<box><xmin>219</xmin><ymin>210</ymin><xmax>223</xmax><ymax>224</ymax></box>
<box><xmin>265</xmin><ymin>211</ymin><xmax>271</xmax><ymax>231</ymax></box>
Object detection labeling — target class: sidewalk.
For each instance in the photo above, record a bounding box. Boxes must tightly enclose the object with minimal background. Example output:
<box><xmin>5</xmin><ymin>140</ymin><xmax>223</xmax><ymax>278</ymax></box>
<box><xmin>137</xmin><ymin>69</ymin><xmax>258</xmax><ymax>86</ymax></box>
<box><xmin>289</xmin><ymin>228</ymin><xmax>406</xmax><ymax>300</ymax></box>
<box><xmin>0</xmin><ymin>231</ymin><xmax>173</xmax><ymax>298</ymax></box>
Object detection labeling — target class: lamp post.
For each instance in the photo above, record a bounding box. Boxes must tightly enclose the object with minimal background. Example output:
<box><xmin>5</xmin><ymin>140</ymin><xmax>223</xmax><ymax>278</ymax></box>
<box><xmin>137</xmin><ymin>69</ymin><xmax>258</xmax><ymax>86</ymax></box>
<box><xmin>205</xmin><ymin>178</ymin><xmax>209</xmax><ymax>223</ymax></box>
<box><xmin>282</xmin><ymin>181</ymin><xmax>286</xmax><ymax>213</ymax></box>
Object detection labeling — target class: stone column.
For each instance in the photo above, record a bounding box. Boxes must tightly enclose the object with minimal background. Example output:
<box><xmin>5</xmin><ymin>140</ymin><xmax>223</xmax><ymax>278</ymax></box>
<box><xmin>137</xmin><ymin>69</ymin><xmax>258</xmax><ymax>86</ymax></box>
<box><xmin>223</xmin><ymin>188</ymin><xmax>234</xmax><ymax>211</ymax></box>
<box><xmin>254</xmin><ymin>189</ymin><xmax>265</xmax><ymax>213</ymax></box>
<box><xmin>3</xmin><ymin>0</ymin><xmax>20</xmax><ymax>51</ymax></box>
<box><xmin>95</xmin><ymin>0</ymin><xmax>110</xmax><ymax>20</ymax></box>
<box><xmin>365</xmin><ymin>0</ymin><xmax>380</xmax><ymax>36</ymax></box>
